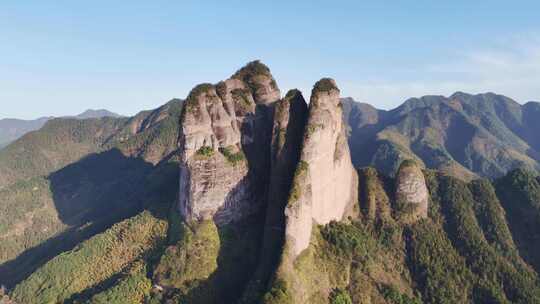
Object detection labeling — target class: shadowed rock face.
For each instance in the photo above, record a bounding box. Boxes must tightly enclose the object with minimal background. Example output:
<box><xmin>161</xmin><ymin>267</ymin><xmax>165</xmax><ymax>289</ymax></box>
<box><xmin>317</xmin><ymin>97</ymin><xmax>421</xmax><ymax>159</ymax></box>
<box><xmin>178</xmin><ymin>61</ymin><xmax>280</xmax><ymax>226</ymax></box>
<box><xmin>395</xmin><ymin>160</ymin><xmax>428</xmax><ymax>221</ymax></box>
<box><xmin>252</xmin><ymin>89</ymin><xmax>309</xmax><ymax>289</ymax></box>
<box><xmin>284</xmin><ymin>78</ymin><xmax>358</xmax><ymax>257</ymax></box>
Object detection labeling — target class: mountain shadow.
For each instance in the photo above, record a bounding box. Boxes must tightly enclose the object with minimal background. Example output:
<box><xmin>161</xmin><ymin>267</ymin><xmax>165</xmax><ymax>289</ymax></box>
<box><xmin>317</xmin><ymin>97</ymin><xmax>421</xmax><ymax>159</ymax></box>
<box><xmin>48</xmin><ymin>148</ymin><xmax>154</xmax><ymax>226</ymax></box>
<box><xmin>0</xmin><ymin>148</ymin><xmax>179</xmax><ymax>288</ymax></box>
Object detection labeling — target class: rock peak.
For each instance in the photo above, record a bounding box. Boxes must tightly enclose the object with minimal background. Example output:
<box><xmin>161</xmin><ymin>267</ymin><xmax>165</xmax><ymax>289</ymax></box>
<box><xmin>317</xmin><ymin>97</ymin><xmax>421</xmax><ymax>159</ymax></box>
<box><xmin>284</xmin><ymin>78</ymin><xmax>358</xmax><ymax>257</ymax></box>
<box><xmin>312</xmin><ymin>77</ymin><xmax>339</xmax><ymax>94</ymax></box>
<box><xmin>395</xmin><ymin>159</ymin><xmax>429</xmax><ymax>222</ymax></box>
<box><xmin>231</xmin><ymin>61</ymin><xmax>280</xmax><ymax>104</ymax></box>
<box><xmin>178</xmin><ymin>63</ymin><xmax>277</xmax><ymax>226</ymax></box>
<box><xmin>284</xmin><ymin>88</ymin><xmax>303</xmax><ymax>99</ymax></box>
<box><xmin>310</xmin><ymin>78</ymin><xmax>341</xmax><ymax>110</ymax></box>
<box><xmin>232</xmin><ymin>60</ymin><xmax>272</xmax><ymax>79</ymax></box>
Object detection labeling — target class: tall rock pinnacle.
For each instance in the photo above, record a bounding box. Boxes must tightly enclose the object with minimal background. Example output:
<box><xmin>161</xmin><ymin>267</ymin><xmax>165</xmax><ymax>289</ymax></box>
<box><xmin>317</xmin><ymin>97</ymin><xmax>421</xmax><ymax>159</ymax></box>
<box><xmin>178</xmin><ymin>61</ymin><xmax>280</xmax><ymax>225</ymax></box>
<box><xmin>284</xmin><ymin>78</ymin><xmax>358</xmax><ymax>257</ymax></box>
<box><xmin>251</xmin><ymin>89</ymin><xmax>309</xmax><ymax>292</ymax></box>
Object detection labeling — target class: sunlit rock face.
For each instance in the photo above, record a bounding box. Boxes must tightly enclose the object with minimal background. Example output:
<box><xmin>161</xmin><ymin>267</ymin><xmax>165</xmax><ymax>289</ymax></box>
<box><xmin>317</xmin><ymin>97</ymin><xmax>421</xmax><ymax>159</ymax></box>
<box><xmin>284</xmin><ymin>78</ymin><xmax>358</xmax><ymax>257</ymax></box>
<box><xmin>178</xmin><ymin>61</ymin><xmax>280</xmax><ymax>225</ymax></box>
<box><xmin>395</xmin><ymin>160</ymin><xmax>429</xmax><ymax>222</ymax></box>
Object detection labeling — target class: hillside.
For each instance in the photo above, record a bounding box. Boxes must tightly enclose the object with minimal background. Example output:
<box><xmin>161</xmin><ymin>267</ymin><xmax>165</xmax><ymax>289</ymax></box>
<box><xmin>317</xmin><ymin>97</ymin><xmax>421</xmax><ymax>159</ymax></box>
<box><xmin>3</xmin><ymin>62</ymin><xmax>540</xmax><ymax>304</ymax></box>
<box><xmin>10</xmin><ymin>166</ymin><xmax>540</xmax><ymax>303</ymax></box>
<box><xmin>0</xmin><ymin>117</ymin><xmax>52</xmax><ymax>149</ymax></box>
<box><xmin>343</xmin><ymin>94</ymin><xmax>540</xmax><ymax>180</ymax></box>
<box><xmin>0</xmin><ymin>100</ymin><xmax>183</xmax><ymax>287</ymax></box>
<box><xmin>0</xmin><ymin>110</ymin><xmax>121</xmax><ymax>149</ymax></box>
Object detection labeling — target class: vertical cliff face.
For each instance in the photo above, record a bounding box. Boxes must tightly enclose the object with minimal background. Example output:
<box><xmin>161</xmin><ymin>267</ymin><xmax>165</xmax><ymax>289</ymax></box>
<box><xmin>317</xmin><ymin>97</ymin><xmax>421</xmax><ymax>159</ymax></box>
<box><xmin>252</xmin><ymin>90</ymin><xmax>309</xmax><ymax>290</ymax></box>
<box><xmin>284</xmin><ymin>78</ymin><xmax>358</xmax><ymax>257</ymax></box>
<box><xmin>395</xmin><ymin>160</ymin><xmax>429</xmax><ymax>222</ymax></box>
<box><xmin>178</xmin><ymin>61</ymin><xmax>280</xmax><ymax>225</ymax></box>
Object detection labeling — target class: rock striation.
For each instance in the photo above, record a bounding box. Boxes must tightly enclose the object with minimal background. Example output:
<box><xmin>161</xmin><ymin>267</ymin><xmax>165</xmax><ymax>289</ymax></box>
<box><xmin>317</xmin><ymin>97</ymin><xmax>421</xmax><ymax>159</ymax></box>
<box><xmin>178</xmin><ymin>61</ymin><xmax>280</xmax><ymax>225</ymax></box>
<box><xmin>252</xmin><ymin>89</ymin><xmax>309</xmax><ymax>290</ymax></box>
<box><xmin>284</xmin><ymin>78</ymin><xmax>358</xmax><ymax>257</ymax></box>
<box><xmin>395</xmin><ymin>160</ymin><xmax>429</xmax><ymax>221</ymax></box>
<box><xmin>175</xmin><ymin>67</ymin><xmax>361</xmax><ymax>302</ymax></box>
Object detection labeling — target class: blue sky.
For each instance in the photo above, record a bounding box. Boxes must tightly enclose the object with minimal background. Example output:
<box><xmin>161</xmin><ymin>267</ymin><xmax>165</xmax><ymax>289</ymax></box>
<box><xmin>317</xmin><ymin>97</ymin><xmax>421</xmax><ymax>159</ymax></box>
<box><xmin>1</xmin><ymin>1</ymin><xmax>539</xmax><ymax>119</ymax></box>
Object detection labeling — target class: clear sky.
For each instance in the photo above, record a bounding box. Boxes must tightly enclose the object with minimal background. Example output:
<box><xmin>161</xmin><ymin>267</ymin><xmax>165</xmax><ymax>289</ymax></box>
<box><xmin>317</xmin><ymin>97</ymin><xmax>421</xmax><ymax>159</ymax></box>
<box><xmin>1</xmin><ymin>1</ymin><xmax>539</xmax><ymax>119</ymax></box>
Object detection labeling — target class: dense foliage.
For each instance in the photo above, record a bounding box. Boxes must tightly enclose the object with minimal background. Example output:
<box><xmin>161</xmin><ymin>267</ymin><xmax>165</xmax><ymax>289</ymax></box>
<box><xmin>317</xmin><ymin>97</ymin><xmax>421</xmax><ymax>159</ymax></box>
<box><xmin>0</xmin><ymin>100</ymin><xmax>182</xmax><ymax>289</ymax></box>
<box><xmin>344</xmin><ymin>93</ymin><xmax>540</xmax><ymax>179</ymax></box>
<box><xmin>11</xmin><ymin>211</ymin><xmax>167</xmax><ymax>304</ymax></box>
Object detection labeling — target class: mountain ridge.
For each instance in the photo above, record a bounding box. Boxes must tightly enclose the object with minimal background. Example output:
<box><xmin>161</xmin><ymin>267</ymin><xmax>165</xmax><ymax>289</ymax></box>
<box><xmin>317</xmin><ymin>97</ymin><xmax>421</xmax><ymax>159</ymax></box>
<box><xmin>0</xmin><ymin>109</ymin><xmax>123</xmax><ymax>149</ymax></box>
<box><xmin>2</xmin><ymin>62</ymin><xmax>540</xmax><ymax>304</ymax></box>
<box><xmin>0</xmin><ymin>99</ymin><xmax>183</xmax><ymax>289</ymax></box>
<box><xmin>344</xmin><ymin>91</ymin><xmax>540</xmax><ymax>180</ymax></box>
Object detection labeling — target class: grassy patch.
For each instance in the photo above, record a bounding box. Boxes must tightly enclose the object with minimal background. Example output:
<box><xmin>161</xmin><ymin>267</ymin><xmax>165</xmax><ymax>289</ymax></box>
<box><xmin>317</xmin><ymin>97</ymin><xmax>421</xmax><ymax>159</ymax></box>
<box><xmin>219</xmin><ymin>146</ymin><xmax>245</xmax><ymax>165</ymax></box>
<box><xmin>330</xmin><ymin>288</ymin><xmax>352</xmax><ymax>304</ymax></box>
<box><xmin>196</xmin><ymin>146</ymin><xmax>214</xmax><ymax>158</ymax></box>
<box><xmin>288</xmin><ymin>161</ymin><xmax>309</xmax><ymax>203</ymax></box>
<box><xmin>185</xmin><ymin>83</ymin><xmax>214</xmax><ymax>113</ymax></box>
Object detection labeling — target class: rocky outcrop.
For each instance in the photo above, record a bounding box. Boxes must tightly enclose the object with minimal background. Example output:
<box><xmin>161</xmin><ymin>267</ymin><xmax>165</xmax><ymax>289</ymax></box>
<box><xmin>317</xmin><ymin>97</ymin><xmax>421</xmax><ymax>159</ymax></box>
<box><xmin>250</xmin><ymin>90</ymin><xmax>309</xmax><ymax>291</ymax></box>
<box><xmin>178</xmin><ymin>61</ymin><xmax>280</xmax><ymax>225</ymax></box>
<box><xmin>284</xmin><ymin>78</ymin><xmax>358</xmax><ymax>257</ymax></box>
<box><xmin>395</xmin><ymin>160</ymin><xmax>429</xmax><ymax>221</ymax></box>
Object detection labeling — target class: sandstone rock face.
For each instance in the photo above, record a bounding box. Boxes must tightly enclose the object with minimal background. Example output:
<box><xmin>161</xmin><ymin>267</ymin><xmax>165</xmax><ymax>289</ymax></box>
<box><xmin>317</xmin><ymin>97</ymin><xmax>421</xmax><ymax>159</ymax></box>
<box><xmin>250</xmin><ymin>89</ymin><xmax>308</xmax><ymax>291</ymax></box>
<box><xmin>265</xmin><ymin>90</ymin><xmax>308</xmax><ymax>240</ymax></box>
<box><xmin>178</xmin><ymin>61</ymin><xmax>280</xmax><ymax>226</ymax></box>
<box><xmin>284</xmin><ymin>79</ymin><xmax>358</xmax><ymax>257</ymax></box>
<box><xmin>395</xmin><ymin>160</ymin><xmax>429</xmax><ymax>221</ymax></box>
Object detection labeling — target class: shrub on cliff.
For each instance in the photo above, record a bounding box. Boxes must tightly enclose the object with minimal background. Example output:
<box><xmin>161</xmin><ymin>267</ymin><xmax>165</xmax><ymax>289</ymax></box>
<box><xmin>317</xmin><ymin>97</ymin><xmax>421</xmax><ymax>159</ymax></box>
<box><xmin>330</xmin><ymin>288</ymin><xmax>352</xmax><ymax>304</ymax></box>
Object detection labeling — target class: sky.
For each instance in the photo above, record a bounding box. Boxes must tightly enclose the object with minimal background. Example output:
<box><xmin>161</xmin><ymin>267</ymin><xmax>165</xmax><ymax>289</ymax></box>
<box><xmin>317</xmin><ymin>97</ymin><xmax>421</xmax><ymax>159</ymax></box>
<box><xmin>1</xmin><ymin>1</ymin><xmax>540</xmax><ymax>119</ymax></box>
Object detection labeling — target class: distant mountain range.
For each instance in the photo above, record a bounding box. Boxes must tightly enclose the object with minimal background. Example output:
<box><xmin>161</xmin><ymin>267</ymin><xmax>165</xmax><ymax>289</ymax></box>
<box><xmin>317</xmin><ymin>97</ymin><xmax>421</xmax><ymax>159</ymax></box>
<box><xmin>343</xmin><ymin>92</ymin><xmax>540</xmax><ymax>179</ymax></box>
<box><xmin>0</xmin><ymin>109</ymin><xmax>122</xmax><ymax>148</ymax></box>
<box><xmin>66</xmin><ymin>109</ymin><xmax>122</xmax><ymax>120</ymax></box>
<box><xmin>3</xmin><ymin>94</ymin><xmax>539</xmax><ymax>181</ymax></box>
